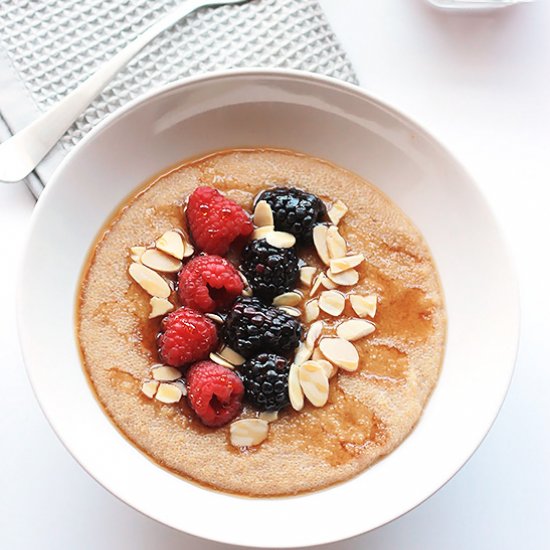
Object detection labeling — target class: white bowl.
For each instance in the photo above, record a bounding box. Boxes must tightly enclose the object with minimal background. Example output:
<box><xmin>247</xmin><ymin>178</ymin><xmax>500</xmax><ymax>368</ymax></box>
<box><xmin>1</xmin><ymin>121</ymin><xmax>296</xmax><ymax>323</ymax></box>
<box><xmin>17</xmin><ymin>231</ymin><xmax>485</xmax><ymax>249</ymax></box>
<box><xmin>17</xmin><ymin>69</ymin><xmax>518</xmax><ymax>547</ymax></box>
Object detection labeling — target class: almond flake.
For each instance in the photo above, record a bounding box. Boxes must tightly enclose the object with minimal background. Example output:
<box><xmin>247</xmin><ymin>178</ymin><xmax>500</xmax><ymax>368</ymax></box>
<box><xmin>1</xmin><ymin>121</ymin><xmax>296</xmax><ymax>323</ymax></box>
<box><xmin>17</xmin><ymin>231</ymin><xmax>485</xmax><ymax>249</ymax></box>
<box><xmin>209</xmin><ymin>352</ymin><xmax>235</xmax><ymax>369</ymax></box>
<box><xmin>319</xmin><ymin>338</ymin><xmax>359</xmax><ymax>372</ymax></box>
<box><xmin>182</xmin><ymin>242</ymin><xmax>195</xmax><ymax>258</ymax></box>
<box><xmin>349</xmin><ymin>294</ymin><xmax>378</xmax><ymax>318</ymax></box>
<box><xmin>155</xmin><ymin>382</ymin><xmax>183</xmax><ymax>404</ymax></box>
<box><xmin>313</xmin><ymin>225</ymin><xmax>330</xmax><ymax>265</ymax></box>
<box><xmin>304</xmin><ymin>299</ymin><xmax>320</xmax><ymax>322</ymax></box>
<box><xmin>273</xmin><ymin>291</ymin><xmax>302</xmax><ymax>307</ymax></box>
<box><xmin>242</xmin><ymin>287</ymin><xmax>254</xmax><ymax>297</ymax></box>
<box><xmin>288</xmin><ymin>363</ymin><xmax>304</xmax><ymax>411</ymax></box>
<box><xmin>141</xmin><ymin>249</ymin><xmax>182</xmax><ymax>273</ymax></box>
<box><xmin>170</xmin><ymin>379</ymin><xmax>187</xmax><ymax>396</ymax></box>
<box><xmin>265</xmin><ymin>231</ymin><xmax>296</xmax><ymax>249</ymax></box>
<box><xmin>230</xmin><ymin>419</ymin><xmax>269</xmax><ymax>447</ymax></box>
<box><xmin>310</xmin><ymin>273</ymin><xmax>325</xmax><ymax>296</ymax></box>
<box><xmin>316</xmin><ymin>358</ymin><xmax>338</xmax><ymax>379</ymax></box>
<box><xmin>311</xmin><ymin>347</ymin><xmax>324</xmax><ymax>361</ymax></box>
<box><xmin>205</xmin><ymin>313</ymin><xmax>224</xmax><ymax>324</ymax></box>
<box><xmin>327</xmin><ymin>268</ymin><xmax>359</xmax><ymax>286</ymax></box>
<box><xmin>141</xmin><ymin>380</ymin><xmax>159</xmax><ymax>399</ymax></box>
<box><xmin>278</xmin><ymin>306</ymin><xmax>301</xmax><ymax>317</ymax></box>
<box><xmin>327</xmin><ymin>200</ymin><xmax>348</xmax><ymax>226</ymax></box>
<box><xmin>306</xmin><ymin>320</ymin><xmax>324</xmax><ymax>348</ymax></box>
<box><xmin>329</xmin><ymin>254</ymin><xmax>365</xmax><ymax>274</ymax></box>
<box><xmin>259</xmin><ymin>410</ymin><xmax>278</xmax><ymax>423</ymax></box>
<box><xmin>151</xmin><ymin>365</ymin><xmax>181</xmax><ymax>382</ymax></box>
<box><xmin>149</xmin><ymin>297</ymin><xmax>174</xmax><ymax>319</ymax></box>
<box><xmin>128</xmin><ymin>263</ymin><xmax>171</xmax><ymax>298</ymax></box>
<box><xmin>130</xmin><ymin>246</ymin><xmax>146</xmax><ymax>263</ymax></box>
<box><xmin>326</xmin><ymin>226</ymin><xmax>347</xmax><ymax>259</ymax></box>
<box><xmin>320</xmin><ymin>275</ymin><xmax>338</xmax><ymax>290</ymax></box>
<box><xmin>299</xmin><ymin>361</ymin><xmax>329</xmax><ymax>407</ymax></box>
<box><xmin>253</xmin><ymin>200</ymin><xmax>274</xmax><ymax>227</ymax></box>
<box><xmin>156</xmin><ymin>231</ymin><xmax>184</xmax><ymax>260</ymax></box>
<box><xmin>319</xmin><ymin>290</ymin><xmax>345</xmax><ymax>316</ymax></box>
<box><xmin>294</xmin><ymin>342</ymin><xmax>313</xmax><ymax>366</ymax></box>
<box><xmin>252</xmin><ymin>225</ymin><xmax>275</xmax><ymax>240</ymax></box>
<box><xmin>300</xmin><ymin>266</ymin><xmax>317</xmax><ymax>287</ymax></box>
<box><xmin>337</xmin><ymin>319</ymin><xmax>376</xmax><ymax>341</ymax></box>
<box><xmin>218</xmin><ymin>346</ymin><xmax>246</xmax><ymax>366</ymax></box>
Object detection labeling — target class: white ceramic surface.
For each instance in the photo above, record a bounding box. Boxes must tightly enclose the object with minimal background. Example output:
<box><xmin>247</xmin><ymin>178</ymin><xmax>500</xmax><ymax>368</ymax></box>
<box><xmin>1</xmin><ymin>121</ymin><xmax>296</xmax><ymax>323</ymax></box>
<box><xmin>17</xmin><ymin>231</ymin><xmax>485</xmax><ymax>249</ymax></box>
<box><xmin>17</xmin><ymin>69</ymin><xmax>519</xmax><ymax>548</ymax></box>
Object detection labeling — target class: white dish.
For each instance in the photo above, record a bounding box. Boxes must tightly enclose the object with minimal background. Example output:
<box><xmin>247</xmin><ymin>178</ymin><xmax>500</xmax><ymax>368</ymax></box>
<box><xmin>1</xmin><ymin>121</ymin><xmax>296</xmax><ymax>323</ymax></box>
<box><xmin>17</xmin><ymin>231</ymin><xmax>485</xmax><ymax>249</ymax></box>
<box><xmin>17</xmin><ymin>69</ymin><xmax>519</xmax><ymax>547</ymax></box>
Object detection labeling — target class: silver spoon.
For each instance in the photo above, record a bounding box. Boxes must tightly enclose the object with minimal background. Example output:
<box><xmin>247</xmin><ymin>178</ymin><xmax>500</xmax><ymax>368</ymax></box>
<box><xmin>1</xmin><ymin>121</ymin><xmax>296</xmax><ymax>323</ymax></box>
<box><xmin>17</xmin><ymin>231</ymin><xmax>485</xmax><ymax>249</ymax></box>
<box><xmin>0</xmin><ymin>0</ymin><xmax>251</xmax><ymax>183</ymax></box>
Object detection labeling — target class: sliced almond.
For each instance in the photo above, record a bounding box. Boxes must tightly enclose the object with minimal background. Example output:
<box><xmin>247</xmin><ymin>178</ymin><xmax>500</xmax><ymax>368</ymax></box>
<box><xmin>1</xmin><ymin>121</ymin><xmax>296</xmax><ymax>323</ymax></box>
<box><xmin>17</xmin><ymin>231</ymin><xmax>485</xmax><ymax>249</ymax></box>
<box><xmin>311</xmin><ymin>347</ymin><xmax>324</xmax><ymax>361</ymax></box>
<box><xmin>294</xmin><ymin>342</ymin><xmax>313</xmax><ymax>366</ymax></box>
<box><xmin>350</xmin><ymin>294</ymin><xmax>378</xmax><ymax>318</ymax></box>
<box><xmin>299</xmin><ymin>361</ymin><xmax>329</xmax><ymax>407</ymax></box>
<box><xmin>288</xmin><ymin>363</ymin><xmax>304</xmax><ymax>411</ymax></box>
<box><xmin>141</xmin><ymin>248</ymin><xmax>182</xmax><ymax>273</ymax></box>
<box><xmin>337</xmin><ymin>319</ymin><xmax>376</xmax><ymax>341</ymax></box>
<box><xmin>230</xmin><ymin>419</ymin><xmax>269</xmax><ymax>447</ymax></box>
<box><xmin>155</xmin><ymin>382</ymin><xmax>183</xmax><ymax>404</ymax></box>
<box><xmin>252</xmin><ymin>225</ymin><xmax>275</xmax><ymax>240</ymax></box>
<box><xmin>242</xmin><ymin>287</ymin><xmax>254</xmax><ymax>297</ymax></box>
<box><xmin>327</xmin><ymin>268</ymin><xmax>359</xmax><ymax>286</ymax></box>
<box><xmin>170</xmin><ymin>379</ymin><xmax>187</xmax><ymax>396</ymax></box>
<box><xmin>141</xmin><ymin>380</ymin><xmax>159</xmax><ymax>399</ymax></box>
<box><xmin>253</xmin><ymin>200</ymin><xmax>274</xmax><ymax>227</ymax></box>
<box><xmin>149</xmin><ymin>296</ymin><xmax>174</xmax><ymax>319</ymax></box>
<box><xmin>278</xmin><ymin>306</ymin><xmax>301</xmax><ymax>317</ymax></box>
<box><xmin>265</xmin><ymin>231</ymin><xmax>296</xmax><ymax>249</ymax></box>
<box><xmin>316</xmin><ymin>358</ymin><xmax>338</xmax><ymax>379</ymax></box>
<box><xmin>156</xmin><ymin>230</ymin><xmax>184</xmax><ymax>260</ymax></box>
<box><xmin>306</xmin><ymin>320</ymin><xmax>324</xmax><ymax>348</ymax></box>
<box><xmin>273</xmin><ymin>291</ymin><xmax>302</xmax><ymax>307</ymax></box>
<box><xmin>330</xmin><ymin>254</ymin><xmax>365</xmax><ymax>274</ymax></box>
<box><xmin>319</xmin><ymin>337</ymin><xmax>359</xmax><ymax>372</ymax></box>
<box><xmin>327</xmin><ymin>200</ymin><xmax>348</xmax><ymax>226</ymax></box>
<box><xmin>218</xmin><ymin>346</ymin><xmax>246</xmax><ymax>366</ymax></box>
<box><xmin>320</xmin><ymin>274</ymin><xmax>338</xmax><ymax>290</ymax></box>
<box><xmin>310</xmin><ymin>273</ymin><xmax>324</xmax><ymax>297</ymax></box>
<box><xmin>300</xmin><ymin>266</ymin><xmax>317</xmax><ymax>287</ymax></box>
<box><xmin>182</xmin><ymin>241</ymin><xmax>195</xmax><ymax>258</ymax></box>
<box><xmin>130</xmin><ymin>246</ymin><xmax>146</xmax><ymax>263</ymax></box>
<box><xmin>128</xmin><ymin>263</ymin><xmax>171</xmax><ymax>298</ymax></box>
<box><xmin>259</xmin><ymin>410</ymin><xmax>278</xmax><ymax>423</ymax></box>
<box><xmin>205</xmin><ymin>313</ymin><xmax>224</xmax><ymax>324</ymax></box>
<box><xmin>209</xmin><ymin>352</ymin><xmax>235</xmax><ymax>369</ymax></box>
<box><xmin>151</xmin><ymin>365</ymin><xmax>182</xmax><ymax>382</ymax></box>
<box><xmin>304</xmin><ymin>299</ymin><xmax>320</xmax><ymax>322</ymax></box>
<box><xmin>313</xmin><ymin>224</ymin><xmax>330</xmax><ymax>265</ymax></box>
<box><xmin>326</xmin><ymin>226</ymin><xmax>347</xmax><ymax>259</ymax></box>
<box><xmin>319</xmin><ymin>290</ymin><xmax>345</xmax><ymax>316</ymax></box>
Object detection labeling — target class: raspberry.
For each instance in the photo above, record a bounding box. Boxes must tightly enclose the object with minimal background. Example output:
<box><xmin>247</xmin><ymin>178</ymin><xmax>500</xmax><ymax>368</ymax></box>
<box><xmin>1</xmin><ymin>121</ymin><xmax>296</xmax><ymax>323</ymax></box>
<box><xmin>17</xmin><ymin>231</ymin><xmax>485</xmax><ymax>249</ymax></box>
<box><xmin>186</xmin><ymin>361</ymin><xmax>244</xmax><ymax>427</ymax></box>
<box><xmin>240</xmin><ymin>239</ymin><xmax>299</xmax><ymax>301</ymax></box>
<box><xmin>240</xmin><ymin>353</ymin><xmax>291</xmax><ymax>411</ymax></box>
<box><xmin>178</xmin><ymin>254</ymin><xmax>243</xmax><ymax>312</ymax></box>
<box><xmin>223</xmin><ymin>297</ymin><xmax>303</xmax><ymax>358</ymax></box>
<box><xmin>256</xmin><ymin>187</ymin><xmax>326</xmax><ymax>243</ymax></box>
<box><xmin>158</xmin><ymin>307</ymin><xmax>218</xmax><ymax>367</ymax></box>
<box><xmin>186</xmin><ymin>186</ymin><xmax>253</xmax><ymax>255</ymax></box>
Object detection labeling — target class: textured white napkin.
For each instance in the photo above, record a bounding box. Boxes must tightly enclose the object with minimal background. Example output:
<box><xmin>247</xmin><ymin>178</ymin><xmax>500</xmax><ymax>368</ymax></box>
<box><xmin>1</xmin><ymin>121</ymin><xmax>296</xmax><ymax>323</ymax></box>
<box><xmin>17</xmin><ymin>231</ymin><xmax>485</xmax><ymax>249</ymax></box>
<box><xmin>0</xmin><ymin>0</ymin><xmax>357</xmax><ymax>196</ymax></box>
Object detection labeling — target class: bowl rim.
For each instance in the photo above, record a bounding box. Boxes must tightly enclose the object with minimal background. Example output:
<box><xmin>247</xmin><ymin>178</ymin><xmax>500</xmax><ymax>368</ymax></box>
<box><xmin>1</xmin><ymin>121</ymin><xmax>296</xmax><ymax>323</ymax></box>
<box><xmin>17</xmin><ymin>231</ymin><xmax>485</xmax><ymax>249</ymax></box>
<box><xmin>17</xmin><ymin>68</ymin><xmax>520</xmax><ymax>547</ymax></box>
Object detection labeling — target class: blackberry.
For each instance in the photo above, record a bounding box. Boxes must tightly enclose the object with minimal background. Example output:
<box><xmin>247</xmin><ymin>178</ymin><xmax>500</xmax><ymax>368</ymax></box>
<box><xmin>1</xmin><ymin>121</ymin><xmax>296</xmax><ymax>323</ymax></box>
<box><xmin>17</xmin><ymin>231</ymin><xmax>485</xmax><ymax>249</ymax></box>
<box><xmin>257</xmin><ymin>187</ymin><xmax>326</xmax><ymax>243</ymax></box>
<box><xmin>223</xmin><ymin>297</ymin><xmax>303</xmax><ymax>358</ymax></box>
<box><xmin>240</xmin><ymin>239</ymin><xmax>299</xmax><ymax>301</ymax></box>
<box><xmin>240</xmin><ymin>353</ymin><xmax>291</xmax><ymax>411</ymax></box>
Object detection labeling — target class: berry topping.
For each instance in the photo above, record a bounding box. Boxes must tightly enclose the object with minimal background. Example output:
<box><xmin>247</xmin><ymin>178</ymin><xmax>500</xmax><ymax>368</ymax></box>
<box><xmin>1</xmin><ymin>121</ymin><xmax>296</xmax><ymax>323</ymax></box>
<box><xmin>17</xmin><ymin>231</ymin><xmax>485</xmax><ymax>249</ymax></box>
<box><xmin>240</xmin><ymin>353</ymin><xmax>291</xmax><ymax>411</ymax></box>
<box><xmin>178</xmin><ymin>254</ymin><xmax>243</xmax><ymax>313</ymax></box>
<box><xmin>186</xmin><ymin>186</ymin><xmax>253</xmax><ymax>255</ymax></box>
<box><xmin>240</xmin><ymin>239</ymin><xmax>299</xmax><ymax>302</ymax></box>
<box><xmin>223</xmin><ymin>297</ymin><xmax>303</xmax><ymax>358</ymax></box>
<box><xmin>158</xmin><ymin>307</ymin><xmax>218</xmax><ymax>367</ymax></box>
<box><xmin>256</xmin><ymin>187</ymin><xmax>326</xmax><ymax>243</ymax></box>
<box><xmin>186</xmin><ymin>361</ymin><xmax>244</xmax><ymax>427</ymax></box>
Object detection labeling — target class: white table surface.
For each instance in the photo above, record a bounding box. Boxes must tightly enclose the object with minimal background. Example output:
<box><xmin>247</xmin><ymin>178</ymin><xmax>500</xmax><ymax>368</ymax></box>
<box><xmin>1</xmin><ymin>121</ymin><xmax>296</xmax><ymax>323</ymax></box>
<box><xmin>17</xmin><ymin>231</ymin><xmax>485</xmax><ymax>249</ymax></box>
<box><xmin>1</xmin><ymin>1</ymin><xmax>549</xmax><ymax>548</ymax></box>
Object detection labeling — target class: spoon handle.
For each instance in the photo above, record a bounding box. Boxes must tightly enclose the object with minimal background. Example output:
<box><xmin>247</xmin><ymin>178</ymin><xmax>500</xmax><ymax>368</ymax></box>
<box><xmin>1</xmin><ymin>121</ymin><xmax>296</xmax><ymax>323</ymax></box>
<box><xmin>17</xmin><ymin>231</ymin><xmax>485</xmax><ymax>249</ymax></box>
<box><xmin>0</xmin><ymin>0</ymin><xmax>243</xmax><ymax>183</ymax></box>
